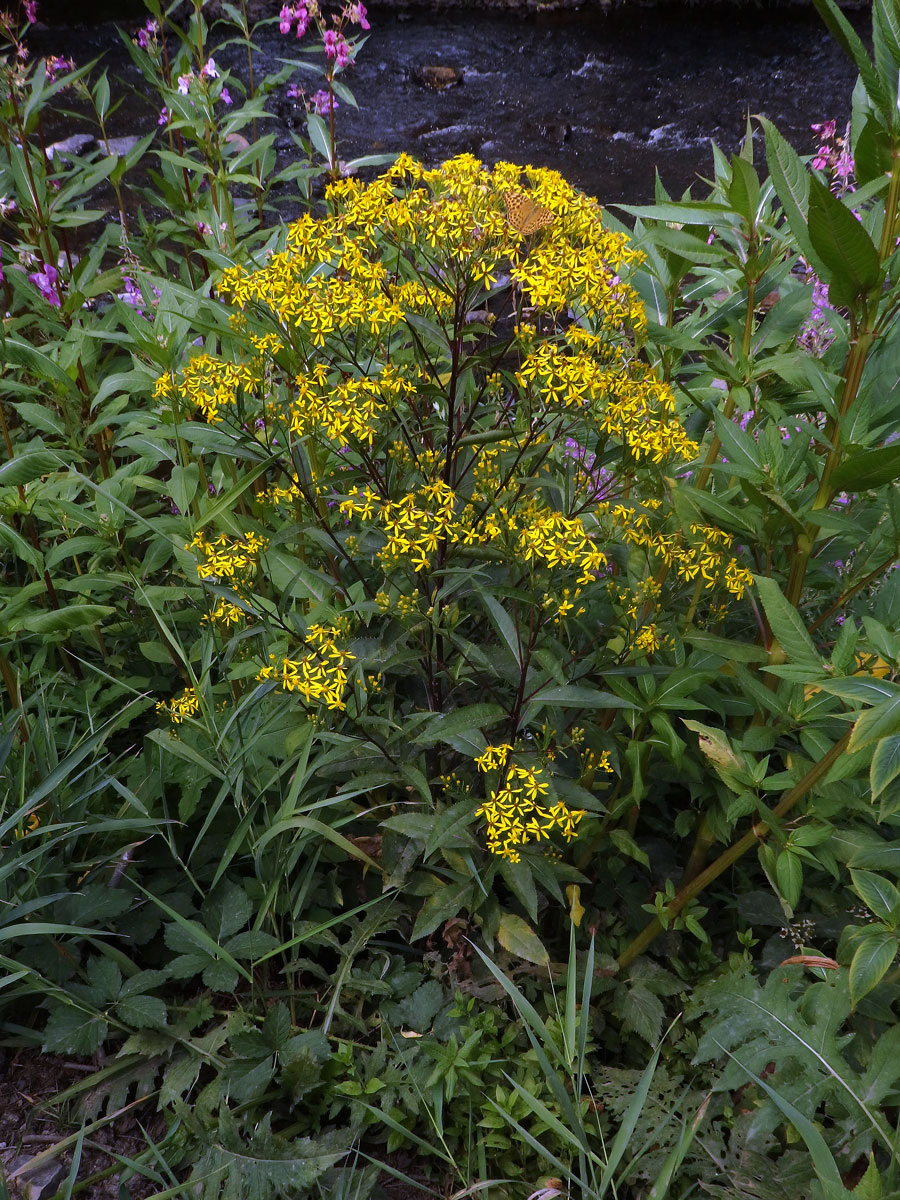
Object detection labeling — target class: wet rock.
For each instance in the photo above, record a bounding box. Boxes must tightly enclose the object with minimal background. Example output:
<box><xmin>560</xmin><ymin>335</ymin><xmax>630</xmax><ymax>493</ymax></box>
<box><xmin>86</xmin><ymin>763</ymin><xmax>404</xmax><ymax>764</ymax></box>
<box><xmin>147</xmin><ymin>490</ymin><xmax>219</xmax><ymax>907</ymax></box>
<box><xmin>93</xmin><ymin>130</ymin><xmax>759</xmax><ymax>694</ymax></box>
<box><xmin>46</xmin><ymin>133</ymin><xmax>93</xmax><ymax>160</ymax></box>
<box><xmin>414</xmin><ymin>64</ymin><xmax>464</xmax><ymax>90</ymax></box>
<box><xmin>105</xmin><ymin>135</ymin><xmax>140</xmax><ymax>157</ymax></box>
<box><xmin>6</xmin><ymin>1154</ymin><xmax>66</xmax><ymax>1200</ymax></box>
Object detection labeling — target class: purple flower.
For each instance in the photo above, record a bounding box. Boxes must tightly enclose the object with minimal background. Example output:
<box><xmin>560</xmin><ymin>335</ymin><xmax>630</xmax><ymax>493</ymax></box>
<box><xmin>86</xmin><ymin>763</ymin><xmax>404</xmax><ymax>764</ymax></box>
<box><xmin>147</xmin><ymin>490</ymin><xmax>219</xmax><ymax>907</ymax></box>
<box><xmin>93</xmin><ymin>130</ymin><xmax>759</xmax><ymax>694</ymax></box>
<box><xmin>25</xmin><ymin>0</ymin><xmax>37</xmax><ymax>22</ymax></box>
<box><xmin>323</xmin><ymin>29</ymin><xmax>338</xmax><ymax>57</ymax></box>
<box><xmin>219</xmin><ymin>86</ymin><xmax>232</xmax><ymax>105</ymax></box>
<box><xmin>201</xmin><ymin>57</ymin><xmax>218</xmax><ymax>79</ymax></box>
<box><xmin>158</xmin><ymin>106</ymin><xmax>170</xmax><ymax>125</ymax></box>
<box><xmin>29</xmin><ymin>263</ymin><xmax>60</xmax><ymax>306</ymax></box>
<box><xmin>177</xmin><ymin>72</ymin><xmax>193</xmax><ymax>95</ymax></box>
<box><xmin>279</xmin><ymin>3</ymin><xmax>292</xmax><ymax>33</ymax></box>
<box><xmin>311</xmin><ymin>88</ymin><xmax>337</xmax><ymax>115</ymax></box>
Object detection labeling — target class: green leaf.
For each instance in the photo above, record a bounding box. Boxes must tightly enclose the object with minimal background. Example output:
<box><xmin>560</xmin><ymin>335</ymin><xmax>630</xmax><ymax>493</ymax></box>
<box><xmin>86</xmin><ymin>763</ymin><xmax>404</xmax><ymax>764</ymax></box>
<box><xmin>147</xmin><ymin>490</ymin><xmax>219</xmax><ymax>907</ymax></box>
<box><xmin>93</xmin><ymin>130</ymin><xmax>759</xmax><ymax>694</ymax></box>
<box><xmin>713</xmin><ymin>410</ymin><xmax>764</xmax><ymax>476</ymax></box>
<box><xmin>832</xmin><ymin>444</ymin><xmax>900</xmax><ymax>492</ymax></box>
<box><xmin>849</xmin><ymin>696</ymin><xmax>900</xmax><ymax>753</ymax></box>
<box><xmin>811</xmin><ymin>0</ymin><xmax>891</xmax><ymax>116</ymax></box>
<box><xmin>116</xmin><ymin>994</ymin><xmax>168</xmax><ymax>1030</ymax></box>
<box><xmin>871</xmin><ymin>733</ymin><xmax>900</xmax><ymax>801</ymax></box>
<box><xmin>753</xmin><ymin>574</ymin><xmax>821</xmax><ymax>668</ymax></box>
<box><xmin>169</xmin><ymin>463</ymin><xmax>200</xmax><ymax>515</ymax></box>
<box><xmin>807</xmin><ymin>176</ymin><xmax>881</xmax><ymax>308</ymax></box>
<box><xmin>851</xmin><ymin>870</ymin><xmax>900</xmax><ymax>922</ymax></box>
<box><xmin>19</xmin><ymin>605</ymin><xmax>115</xmax><ymax>635</ymax></box>
<box><xmin>497</xmin><ymin>912</ymin><xmax>549</xmax><ymax>967</ymax></box>
<box><xmin>527</xmin><ymin>685</ymin><xmax>636</xmax><ymax>710</ymax></box>
<box><xmin>411</xmin><ymin>880</ymin><xmax>474</xmax><ymax>941</ymax></box>
<box><xmin>760</xmin><ymin>117</ymin><xmax>821</xmax><ymax>273</ymax></box>
<box><xmin>775</xmin><ymin>850</ymin><xmax>803</xmax><ymax>910</ymax></box>
<box><xmin>0</xmin><ymin>450</ymin><xmax>61</xmax><ymax>487</ymax></box>
<box><xmin>476</xmin><ymin>588</ymin><xmax>522</xmax><ymax>668</ymax></box>
<box><xmin>850</xmin><ymin>930</ymin><xmax>897</xmax><ymax>1007</ymax></box>
<box><xmin>854</xmin><ymin>116</ymin><xmax>893</xmax><ymax>187</ymax></box>
<box><xmin>424</xmin><ymin>800</ymin><xmax>476</xmax><ymax>860</ymax></box>
<box><xmin>413</xmin><ymin>703</ymin><xmax>506</xmax><ymax>746</ymax></box>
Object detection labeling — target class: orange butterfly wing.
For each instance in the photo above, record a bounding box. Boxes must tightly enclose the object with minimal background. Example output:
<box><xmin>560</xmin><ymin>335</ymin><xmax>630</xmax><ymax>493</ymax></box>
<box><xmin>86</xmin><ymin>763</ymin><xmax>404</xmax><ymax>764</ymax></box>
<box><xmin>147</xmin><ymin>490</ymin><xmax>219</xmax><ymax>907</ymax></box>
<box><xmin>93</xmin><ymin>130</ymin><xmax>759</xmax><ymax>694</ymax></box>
<box><xmin>504</xmin><ymin>189</ymin><xmax>555</xmax><ymax>235</ymax></box>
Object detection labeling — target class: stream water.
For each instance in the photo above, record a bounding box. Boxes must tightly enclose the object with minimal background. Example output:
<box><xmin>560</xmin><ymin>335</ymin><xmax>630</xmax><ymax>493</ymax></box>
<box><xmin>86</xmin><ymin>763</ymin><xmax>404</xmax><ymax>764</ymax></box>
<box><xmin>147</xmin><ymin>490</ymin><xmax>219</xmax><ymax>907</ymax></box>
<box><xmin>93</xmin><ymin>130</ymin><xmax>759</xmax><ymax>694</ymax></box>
<box><xmin>31</xmin><ymin>4</ymin><xmax>865</xmax><ymax>206</ymax></box>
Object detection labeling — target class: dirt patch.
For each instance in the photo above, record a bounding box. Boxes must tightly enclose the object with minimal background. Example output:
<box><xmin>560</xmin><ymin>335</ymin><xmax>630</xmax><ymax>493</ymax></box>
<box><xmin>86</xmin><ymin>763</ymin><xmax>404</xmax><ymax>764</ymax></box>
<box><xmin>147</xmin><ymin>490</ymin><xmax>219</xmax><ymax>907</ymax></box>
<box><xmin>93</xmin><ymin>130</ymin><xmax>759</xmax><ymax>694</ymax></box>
<box><xmin>0</xmin><ymin>1049</ymin><xmax>163</xmax><ymax>1199</ymax></box>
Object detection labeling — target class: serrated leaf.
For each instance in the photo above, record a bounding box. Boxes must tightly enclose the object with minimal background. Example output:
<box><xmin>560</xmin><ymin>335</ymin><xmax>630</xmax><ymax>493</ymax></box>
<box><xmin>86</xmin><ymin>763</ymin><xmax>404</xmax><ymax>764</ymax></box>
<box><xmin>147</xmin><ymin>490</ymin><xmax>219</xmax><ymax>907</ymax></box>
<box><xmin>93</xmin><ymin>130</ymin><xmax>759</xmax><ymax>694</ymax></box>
<box><xmin>807</xmin><ymin>175</ymin><xmax>882</xmax><ymax>307</ymax></box>
<box><xmin>754</xmin><ymin>574</ymin><xmax>821</xmax><ymax>668</ymax></box>
<box><xmin>411</xmin><ymin>880</ymin><xmax>474</xmax><ymax>941</ymax></box>
<box><xmin>394</xmin><ymin>979</ymin><xmax>444</xmax><ymax>1032</ymax></box>
<box><xmin>760</xmin><ymin>117</ymin><xmax>821</xmax><ymax>273</ymax></box>
<box><xmin>497</xmin><ymin>912</ymin><xmax>549</xmax><ymax>967</ymax></box>
<box><xmin>42</xmin><ymin>1005</ymin><xmax>108</xmax><ymax>1055</ymax></box>
<box><xmin>850</xmin><ymin>930</ymin><xmax>897</xmax><ymax>1007</ymax></box>
<box><xmin>116</xmin><ymin>994</ymin><xmax>168</xmax><ymax>1030</ymax></box>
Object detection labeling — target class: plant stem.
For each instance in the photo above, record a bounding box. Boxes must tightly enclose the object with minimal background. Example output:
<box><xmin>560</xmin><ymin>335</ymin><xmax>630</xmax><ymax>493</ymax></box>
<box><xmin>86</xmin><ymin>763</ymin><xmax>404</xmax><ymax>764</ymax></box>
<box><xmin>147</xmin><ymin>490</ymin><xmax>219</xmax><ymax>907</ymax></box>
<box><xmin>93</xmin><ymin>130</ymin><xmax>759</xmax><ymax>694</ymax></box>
<box><xmin>616</xmin><ymin>731</ymin><xmax>849</xmax><ymax>970</ymax></box>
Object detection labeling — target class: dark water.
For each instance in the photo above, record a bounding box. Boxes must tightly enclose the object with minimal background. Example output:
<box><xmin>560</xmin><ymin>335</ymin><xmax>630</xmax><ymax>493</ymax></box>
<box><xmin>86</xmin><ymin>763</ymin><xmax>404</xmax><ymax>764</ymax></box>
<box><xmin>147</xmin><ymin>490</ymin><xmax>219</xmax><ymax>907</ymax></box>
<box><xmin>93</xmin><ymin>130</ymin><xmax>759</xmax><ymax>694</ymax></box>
<box><xmin>31</xmin><ymin>5</ymin><xmax>864</xmax><ymax>206</ymax></box>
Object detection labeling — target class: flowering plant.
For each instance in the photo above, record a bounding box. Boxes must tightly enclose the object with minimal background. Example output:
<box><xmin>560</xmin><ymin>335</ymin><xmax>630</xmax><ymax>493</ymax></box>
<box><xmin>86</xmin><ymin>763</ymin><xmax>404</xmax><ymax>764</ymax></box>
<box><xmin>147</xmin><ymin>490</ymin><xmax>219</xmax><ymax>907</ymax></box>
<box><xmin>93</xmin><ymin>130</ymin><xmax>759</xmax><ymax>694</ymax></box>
<box><xmin>154</xmin><ymin>154</ymin><xmax>754</xmax><ymax>936</ymax></box>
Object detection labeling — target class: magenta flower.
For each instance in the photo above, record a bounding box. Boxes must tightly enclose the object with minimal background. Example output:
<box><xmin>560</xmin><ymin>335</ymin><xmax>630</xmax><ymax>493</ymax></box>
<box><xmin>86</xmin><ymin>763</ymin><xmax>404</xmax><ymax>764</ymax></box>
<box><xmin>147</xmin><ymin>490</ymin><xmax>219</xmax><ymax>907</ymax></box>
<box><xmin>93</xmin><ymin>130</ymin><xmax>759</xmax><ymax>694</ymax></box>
<box><xmin>158</xmin><ymin>106</ymin><xmax>170</xmax><ymax>125</ymax></box>
<box><xmin>219</xmin><ymin>86</ymin><xmax>232</xmax><ymax>106</ymax></box>
<box><xmin>336</xmin><ymin>37</ymin><xmax>351</xmax><ymax>68</ymax></box>
<box><xmin>279</xmin><ymin>3</ymin><xmax>292</xmax><ymax>33</ymax></box>
<box><xmin>45</xmin><ymin>55</ymin><xmax>73</xmax><ymax>82</ymax></box>
<box><xmin>296</xmin><ymin>5</ymin><xmax>309</xmax><ymax>36</ymax></box>
<box><xmin>177</xmin><ymin>72</ymin><xmax>193</xmax><ymax>95</ymax></box>
<box><xmin>29</xmin><ymin>263</ymin><xmax>60</xmax><ymax>306</ymax></box>
<box><xmin>200</xmin><ymin>57</ymin><xmax>218</xmax><ymax>79</ymax></box>
<box><xmin>323</xmin><ymin>28</ymin><xmax>338</xmax><ymax>57</ymax></box>
<box><xmin>311</xmin><ymin>88</ymin><xmax>337</xmax><ymax>115</ymax></box>
<box><xmin>25</xmin><ymin>0</ymin><xmax>37</xmax><ymax>22</ymax></box>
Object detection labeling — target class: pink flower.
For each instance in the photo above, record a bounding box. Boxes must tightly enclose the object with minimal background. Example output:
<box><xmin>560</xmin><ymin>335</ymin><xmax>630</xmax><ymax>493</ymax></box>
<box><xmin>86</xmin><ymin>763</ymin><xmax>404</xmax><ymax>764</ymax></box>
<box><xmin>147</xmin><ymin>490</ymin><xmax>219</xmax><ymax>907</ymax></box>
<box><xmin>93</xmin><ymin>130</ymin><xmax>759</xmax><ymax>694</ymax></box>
<box><xmin>323</xmin><ymin>28</ymin><xmax>337</xmax><ymax>57</ymax></box>
<box><xmin>335</xmin><ymin>36</ymin><xmax>351</xmax><ymax>67</ymax></box>
<box><xmin>29</xmin><ymin>263</ymin><xmax>60</xmax><ymax>306</ymax></box>
<box><xmin>311</xmin><ymin>88</ymin><xmax>337</xmax><ymax>115</ymax></box>
<box><xmin>345</xmin><ymin>2</ymin><xmax>368</xmax><ymax>28</ymax></box>
<box><xmin>200</xmin><ymin>57</ymin><xmax>218</xmax><ymax>79</ymax></box>
<box><xmin>25</xmin><ymin>0</ymin><xmax>37</xmax><ymax>21</ymax></box>
<box><xmin>279</xmin><ymin>3</ymin><xmax>292</xmax><ymax>33</ymax></box>
<box><xmin>296</xmin><ymin>7</ymin><xmax>309</xmax><ymax>36</ymax></box>
<box><xmin>219</xmin><ymin>86</ymin><xmax>232</xmax><ymax>105</ymax></box>
<box><xmin>177</xmin><ymin>73</ymin><xmax>193</xmax><ymax>95</ymax></box>
<box><xmin>45</xmin><ymin>55</ymin><xmax>73</xmax><ymax>82</ymax></box>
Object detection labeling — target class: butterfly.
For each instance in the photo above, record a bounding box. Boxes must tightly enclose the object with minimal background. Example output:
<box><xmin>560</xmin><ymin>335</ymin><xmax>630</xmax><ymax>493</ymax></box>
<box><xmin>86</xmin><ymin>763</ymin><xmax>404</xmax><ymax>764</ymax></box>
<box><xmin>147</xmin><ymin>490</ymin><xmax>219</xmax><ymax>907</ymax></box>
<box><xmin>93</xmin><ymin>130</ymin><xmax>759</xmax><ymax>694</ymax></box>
<box><xmin>503</xmin><ymin>189</ymin><xmax>555</xmax><ymax>235</ymax></box>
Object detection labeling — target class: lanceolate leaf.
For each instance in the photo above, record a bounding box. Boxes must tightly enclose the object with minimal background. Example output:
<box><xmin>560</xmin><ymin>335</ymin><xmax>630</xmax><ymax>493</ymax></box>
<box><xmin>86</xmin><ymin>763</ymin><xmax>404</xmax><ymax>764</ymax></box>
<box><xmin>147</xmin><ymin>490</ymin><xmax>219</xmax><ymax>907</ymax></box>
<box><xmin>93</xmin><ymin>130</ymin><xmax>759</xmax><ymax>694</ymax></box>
<box><xmin>849</xmin><ymin>930</ymin><xmax>897</xmax><ymax>1008</ymax></box>
<box><xmin>849</xmin><ymin>696</ymin><xmax>900</xmax><ymax>753</ymax></box>
<box><xmin>831</xmin><ymin>444</ymin><xmax>900</xmax><ymax>492</ymax></box>
<box><xmin>811</xmin><ymin>0</ymin><xmax>892</xmax><ymax>117</ymax></box>
<box><xmin>753</xmin><ymin>574</ymin><xmax>820</xmax><ymax>668</ymax></box>
<box><xmin>870</xmin><ymin>733</ymin><xmax>900</xmax><ymax>801</ymax></box>
<box><xmin>760</xmin><ymin>118</ymin><xmax>821</xmax><ymax>273</ymax></box>
<box><xmin>807</xmin><ymin>176</ymin><xmax>881</xmax><ymax>308</ymax></box>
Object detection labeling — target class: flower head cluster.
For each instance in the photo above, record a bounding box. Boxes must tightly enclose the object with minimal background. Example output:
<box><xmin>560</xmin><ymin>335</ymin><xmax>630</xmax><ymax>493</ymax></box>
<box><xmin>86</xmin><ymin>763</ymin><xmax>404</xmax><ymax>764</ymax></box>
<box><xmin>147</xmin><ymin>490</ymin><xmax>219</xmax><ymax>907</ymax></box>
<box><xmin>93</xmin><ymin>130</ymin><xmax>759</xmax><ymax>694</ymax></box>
<box><xmin>811</xmin><ymin>119</ymin><xmax>854</xmax><ymax>194</ymax></box>
<box><xmin>187</xmin><ymin>531</ymin><xmax>267</xmax><ymax>585</ymax></box>
<box><xmin>257</xmin><ymin>624</ymin><xmax>355</xmax><ymax>710</ymax></box>
<box><xmin>474</xmin><ymin>753</ymin><xmax>586</xmax><ymax>862</ymax></box>
<box><xmin>157</xmin><ymin>686</ymin><xmax>201</xmax><ymax>724</ymax></box>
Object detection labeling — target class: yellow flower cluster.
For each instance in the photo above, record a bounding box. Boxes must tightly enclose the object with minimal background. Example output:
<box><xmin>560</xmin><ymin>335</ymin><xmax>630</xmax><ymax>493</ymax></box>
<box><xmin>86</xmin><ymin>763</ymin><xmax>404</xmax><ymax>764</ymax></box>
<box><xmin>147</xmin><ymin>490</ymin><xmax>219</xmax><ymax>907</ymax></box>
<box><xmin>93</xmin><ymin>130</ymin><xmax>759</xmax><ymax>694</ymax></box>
<box><xmin>607</xmin><ymin>506</ymin><xmax>754</xmax><ymax>599</ymax></box>
<box><xmin>256</xmin><ymin>624</ymin><xmax>355</xmax><ymax>710</ymax></box>
<box><xmin>187</xmin><ymin>530</ymin><xmax>267</xmax><ymax>583</ymax></box>
<box><xmin>287</xmin><ymin>363</ymin><xmax>415</xmax><ymax>446</ymax></box>
<box><xmin>157</xmin><ymin>686</ymin><xmax>201</xmax><ymax>724</ymax></box>
<box><xmin>474</xmin><ymin>755</ymin><xmax>586</xmax><ymax>863</ymax></box>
